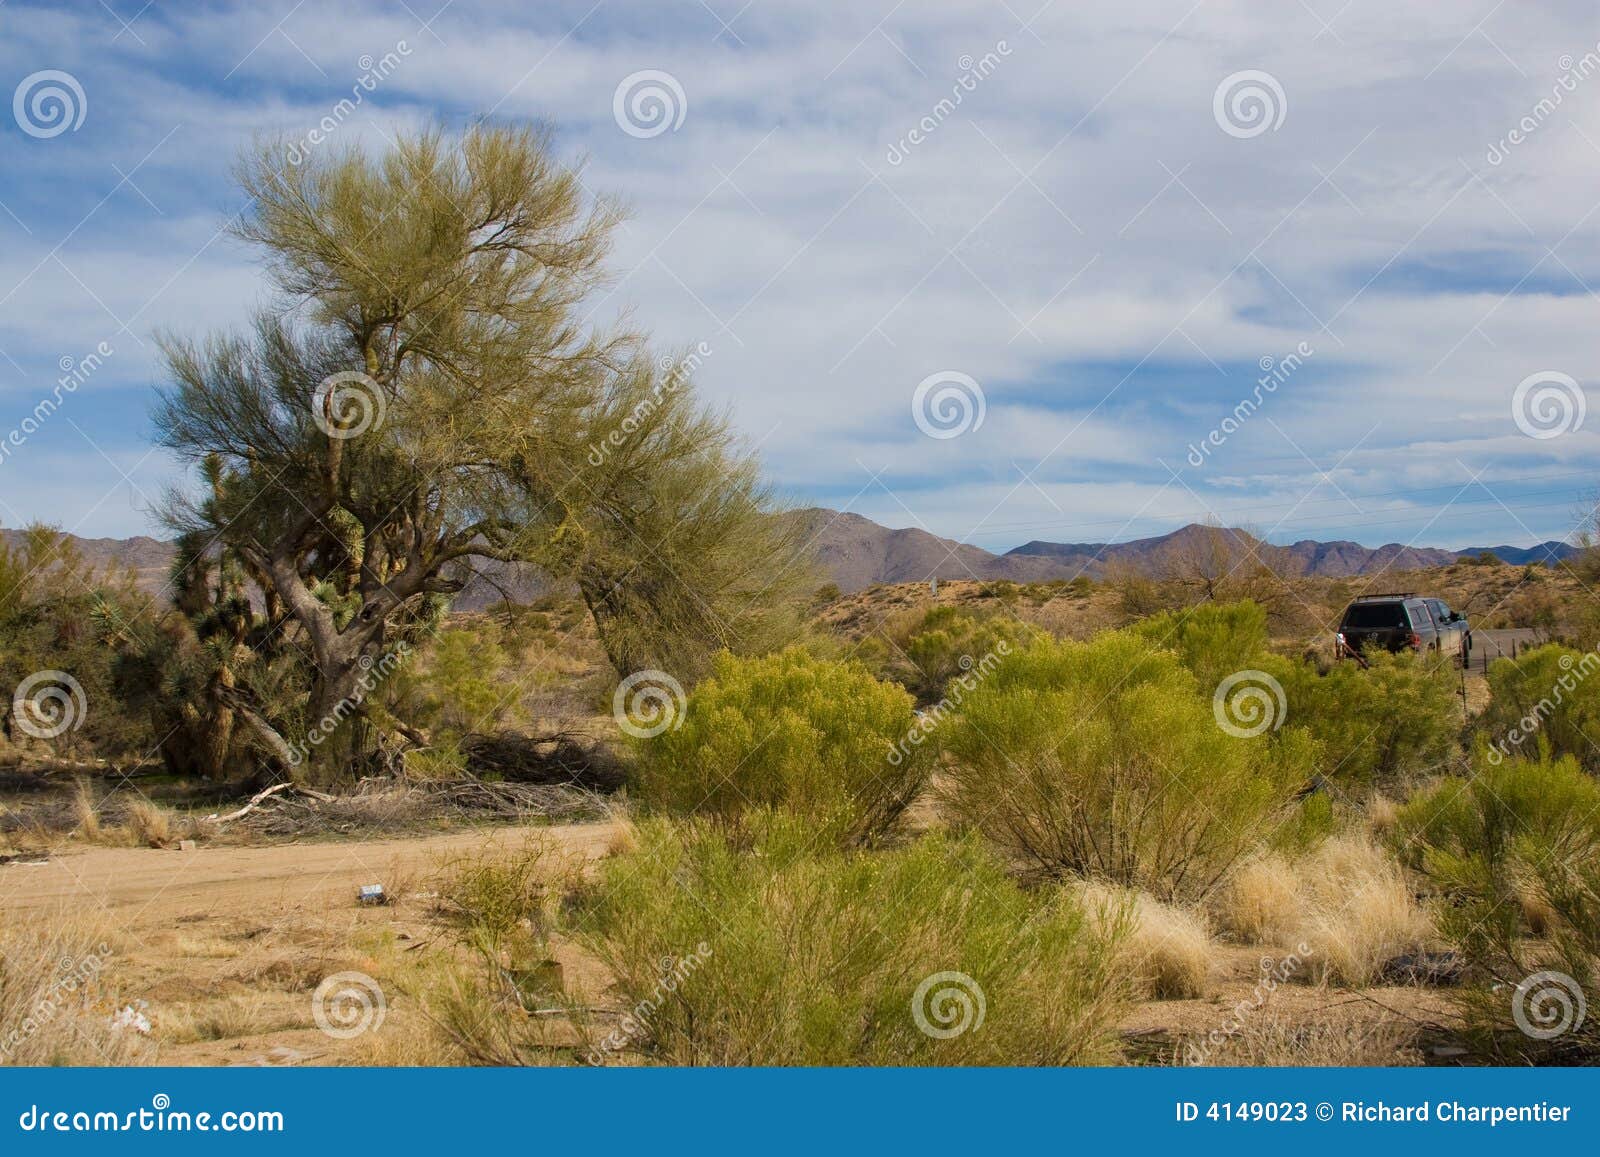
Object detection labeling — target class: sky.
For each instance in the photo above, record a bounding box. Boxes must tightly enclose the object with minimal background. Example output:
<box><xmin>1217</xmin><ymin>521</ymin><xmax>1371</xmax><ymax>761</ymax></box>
<box><xmin>1</xmin><ymin>0</ymin><xmax>1598</xmax><ymax>553</ymax></box>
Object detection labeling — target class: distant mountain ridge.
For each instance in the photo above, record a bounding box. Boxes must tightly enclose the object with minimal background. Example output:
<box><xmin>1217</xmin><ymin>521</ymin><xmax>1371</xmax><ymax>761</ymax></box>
<box><xmin>796</xmin><ymin>510</ymin><xmax>1578</xmax><ymax>592</ymax></box>
<box><xmin>7</xmin><ymin>516</ymin><xmax>1580</xmax><ymax>601</ymax></box>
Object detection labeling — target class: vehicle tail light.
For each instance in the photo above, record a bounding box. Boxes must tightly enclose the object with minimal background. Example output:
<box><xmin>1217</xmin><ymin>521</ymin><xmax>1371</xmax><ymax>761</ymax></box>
<box><xmin>1407</xmin><ymin>632</ymin><xmax>1422</xmax><ymax>649</ymax></box>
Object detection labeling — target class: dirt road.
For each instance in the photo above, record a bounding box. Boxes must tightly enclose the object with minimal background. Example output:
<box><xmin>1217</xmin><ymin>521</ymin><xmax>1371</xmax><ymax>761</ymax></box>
<box><xmin>1</xmin><ymin>822</ymin><xmax>618</xmax><ymax>921</ymax></box>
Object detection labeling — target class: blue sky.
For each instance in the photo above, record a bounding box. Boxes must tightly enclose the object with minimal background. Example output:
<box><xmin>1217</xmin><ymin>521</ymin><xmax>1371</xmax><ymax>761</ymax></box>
<box><xmin>1</xmin><ymin>0</ymin><xmax>1597</xmax><ymax>552</ymax></box>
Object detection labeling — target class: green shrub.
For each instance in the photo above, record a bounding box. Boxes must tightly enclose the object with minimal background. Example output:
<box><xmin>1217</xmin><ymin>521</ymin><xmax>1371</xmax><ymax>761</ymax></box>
<box><xmin>893</xmin><ymin>605</ymin><xmax>1032</xmax><ymax>701</ymax></box>
<box><xmin>576</xmin><ymin>816</ymin><xmax>1132</xmax><ymax>1065</ymax></box>
<box><xmin>1129</xmin><ymin>600</ymin><xmax>1269</xmax><ymax>692</ymax></box>
<box><xmin>941</xmin><ymin>631</ymin><xmax>1315</xmax><ymax>899</ymax></box>
<box><xmin>635</xmin><ymin>649</ymin><xmax>934</xmax><ymax>846</ymax></box>
<box><xmin>1265</xmin><ymin>650</ymin><xmax>1460</xmax><ymax>787</ymax></box>
<box><xmin>1395</xmin><ymin>752</ymin><xmax>1600</xmax><ymax>1058</ymax></box>
<box><xmin>1479</xmin><ymin>644</ymin><xmax>1600</xmax><ymax>773</ymax></box>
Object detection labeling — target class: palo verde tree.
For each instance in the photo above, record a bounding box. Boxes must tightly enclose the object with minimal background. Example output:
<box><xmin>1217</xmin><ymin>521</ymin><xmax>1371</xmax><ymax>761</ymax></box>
<box><xmin>154</xmin><ymin>125</ymin><xmax>807</xmax><ymax>784</ymax></box>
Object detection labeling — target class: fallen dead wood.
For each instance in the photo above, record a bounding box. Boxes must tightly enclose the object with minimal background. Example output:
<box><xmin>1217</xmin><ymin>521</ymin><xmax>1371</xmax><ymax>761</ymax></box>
<box><xmin>207</xmin><ymin>781</ymin><xmax>335</xmax><ymax>824</ymax></box>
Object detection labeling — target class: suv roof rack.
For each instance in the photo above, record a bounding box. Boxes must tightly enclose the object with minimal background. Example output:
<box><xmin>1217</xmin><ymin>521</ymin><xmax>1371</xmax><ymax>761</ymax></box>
<box><xmin>1352</xmin><ymin>592</ymin><xmax>1416</xmax><ymax>601</ymax></box>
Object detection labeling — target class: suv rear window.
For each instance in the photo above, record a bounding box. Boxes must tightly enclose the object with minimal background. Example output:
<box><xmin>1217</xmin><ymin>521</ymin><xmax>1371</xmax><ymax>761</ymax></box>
<box><xmin>1342</xmin><ymin>602</ymin><xmax>1407</xmax><ymax>628</ymax></box>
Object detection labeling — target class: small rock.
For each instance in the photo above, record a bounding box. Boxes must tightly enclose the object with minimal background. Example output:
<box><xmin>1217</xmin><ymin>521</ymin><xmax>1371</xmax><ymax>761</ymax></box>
<box><xmin>1431</xmin><ymin>1045</ymin><xmax>1469</xmax><ymax>1059</ymax></box>
<box><xmin>1382</xmin><ymin>950</ymin><xmax>1463</xmax><ymax>986</ymax></box>
<box><xmin>177</xmin><ymin>839</ymin><xmax>197</xmax><ymax>852</ymax></box>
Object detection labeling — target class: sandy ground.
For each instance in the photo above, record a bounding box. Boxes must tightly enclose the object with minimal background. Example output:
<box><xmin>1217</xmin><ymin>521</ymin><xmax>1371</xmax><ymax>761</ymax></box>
<box><xmin>0</xmin><ymin>822</ymin><xmax>620</xmax><ymax>1066</ymax></box>
<box><xmin>2</xmin><ymin>820</ymin><xmax>1455</xmax><ymax>1067</ymax></box>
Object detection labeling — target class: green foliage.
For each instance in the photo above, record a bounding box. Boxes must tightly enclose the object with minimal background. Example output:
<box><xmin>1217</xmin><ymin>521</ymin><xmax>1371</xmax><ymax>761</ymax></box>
<box><xmin>1264</xmin><ymin>650</ymin><xmax>1460</xmax><ymax>787</ymax></box>
<box><xmin>1129</xmin><ymin>599</ymin><xmax>1269</xmax><ymax>692</ymax></box>
<box><xmin>0</xmin><ymin>526</ymin><xmax>153</xmax><ymax>762</ymax></box>
<box><xmin>576</xmin><ymin>816</ymin><xmax>1132</xmax><ymax>1065</ymax></box>
<box><xmin>151</xmin><ymin>125</ymin><xmax>806</xmax><ymax>783</ymax></box>
<box><xmin>1479</xmin><ymin>644</ymin><xmax>1600</xmax><ymax>773</ymax></box>
<box><xmin>636</xmin><ymin>649</ymin><xmax>933</xmax><ymax>846</ymax></box>
<box><xmin>941</xmin><ymin>631</ymin><xmax>1315</xmax><ymax>898</ymax></box>
<box><xmin>812</xmin><ymin>582</ymin><xmax>841</xmax><ymax>603</ymax></box>
<box><xmin>1395</xmin><ymin>752</ymin><xmax>1600</xmax><ymax>1057</ymax></box>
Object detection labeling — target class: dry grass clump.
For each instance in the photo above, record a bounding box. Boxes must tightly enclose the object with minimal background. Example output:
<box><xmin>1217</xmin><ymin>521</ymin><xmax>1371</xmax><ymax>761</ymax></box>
<box><xmin>1181</xmin><ymin>1013</ymin><xmax>1420</xmax><ymax>1067</ymax></box>
<box><xmin>1212</xmin><ymin>855</ymin><xmax>1301</xmax><ymax>945</ymax></box>
<box><xmin>0</xmin><ymin>917</ymin><xmax>151</xmax><ymax>1066</ymax></box>
<box><xmin>123</xmin><ymin>798</ymin><xmax>175</xmax><ymax>847</ymax></box>
<box><xmin>1298</xmin><ymin>836</ymin><xmax>1431</xmax><ymax>986</ymax></box>
<box><xmin>1211</xmin><ymin>837</ymin><xmax>1431</xmax><ymax>986</ymax></box>
<box><xmin>1080</xmin><ymin>882</ymin><xmax>1216</xmax><ymax>999</ymax></box>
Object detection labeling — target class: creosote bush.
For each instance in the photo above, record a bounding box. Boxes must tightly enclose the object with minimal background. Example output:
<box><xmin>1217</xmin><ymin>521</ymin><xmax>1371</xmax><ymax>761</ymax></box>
<box><xmin>941</xmin><ymin>631</ymin><xmax>1315</xmax><ymax>899</ymax></box>
<box><xmin>635</xmin><ymin>649</ymin><xmax>934</xmax><ymax>846</ymax></box>
<box><xmin>1129</xmin><ymin>599</ymin><xmax>1269</xmax><ymax>693</ymax></box>
<box><xmin>1478</xmin><ymin>644</ymin><xmax>1600</xmax><ymax>773</ymax></box>
<box><xmin>574</xmin><ymin>815</ymin><xmax>1132</xmax><ymax>1065</ymax></box>
<box><xmin>1263</xmin><ymin>650</ymin><xmax>1460</xmax><ymax>788</ymax></box>
<box><xmin>1395</xmin><ymin>752</ymin><xmax>1600</xmax><ymax>1057</ymax></box>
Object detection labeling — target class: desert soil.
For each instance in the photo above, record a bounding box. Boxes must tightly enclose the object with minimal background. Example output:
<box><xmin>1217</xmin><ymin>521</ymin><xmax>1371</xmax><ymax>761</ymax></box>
<box><xmin>1</xmin><ymin>821</ymin><xmax>1454</xmax><ymax>1067</ymax></box>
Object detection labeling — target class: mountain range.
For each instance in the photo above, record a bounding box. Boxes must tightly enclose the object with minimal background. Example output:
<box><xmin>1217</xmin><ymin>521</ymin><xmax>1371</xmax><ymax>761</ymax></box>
<box><xmin>6</xmin><ymin>516</ymin><xmax>1579</xmax><ymax>602</ymax></box>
